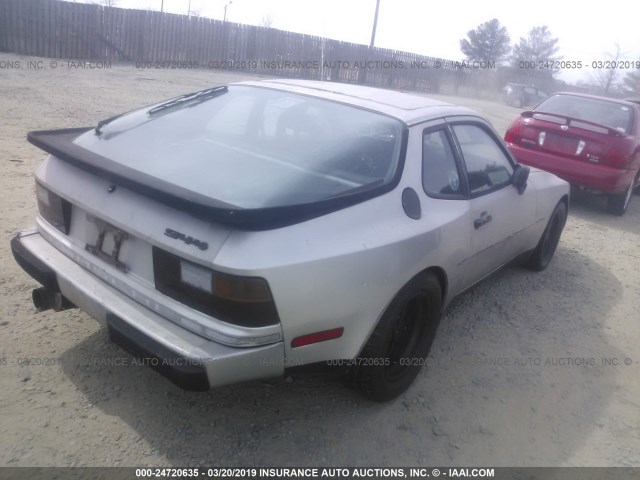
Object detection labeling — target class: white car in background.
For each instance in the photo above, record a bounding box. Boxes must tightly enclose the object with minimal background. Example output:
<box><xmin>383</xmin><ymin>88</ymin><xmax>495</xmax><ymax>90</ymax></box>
<box><xmin>11</xmin><ymin>80</ymin><xmax>569</xmax><ymax>400</ymax></box>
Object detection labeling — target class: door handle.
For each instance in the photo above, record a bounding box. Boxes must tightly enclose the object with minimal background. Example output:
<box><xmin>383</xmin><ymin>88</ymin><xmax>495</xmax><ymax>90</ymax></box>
<box><xmin>474</xmin><ymin>211</ymin><xmax>493</xmax><ymax>229</ymax></box>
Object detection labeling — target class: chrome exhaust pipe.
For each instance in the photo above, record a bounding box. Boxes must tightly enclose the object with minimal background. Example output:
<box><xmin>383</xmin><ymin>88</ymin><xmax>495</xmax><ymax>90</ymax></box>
<box><xmin>32</xmin><ymin>287</ymin><xmax>74</xmax><ymax>312</ymax></box>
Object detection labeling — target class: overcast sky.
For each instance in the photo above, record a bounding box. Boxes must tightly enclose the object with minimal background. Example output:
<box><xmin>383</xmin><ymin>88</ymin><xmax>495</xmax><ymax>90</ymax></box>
<box><xmin>86</xmin><ymin>0</ymin><xmax>640</xmax><ymax>83</ymax></box>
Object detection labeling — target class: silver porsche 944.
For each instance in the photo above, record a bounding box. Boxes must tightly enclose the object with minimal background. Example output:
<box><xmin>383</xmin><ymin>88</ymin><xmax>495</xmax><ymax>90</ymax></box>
<box><xmin>11</xmin><ymin>80</ymin><xmax>569</xmax><ymax>400</ymax></box>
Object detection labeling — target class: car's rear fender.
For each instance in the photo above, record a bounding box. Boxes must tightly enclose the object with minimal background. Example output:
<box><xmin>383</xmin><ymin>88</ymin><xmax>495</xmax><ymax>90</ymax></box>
<box><xmin>214</xmin><ymin>189</ymin><xmax>469</xmax><ymax>365</ymax></box>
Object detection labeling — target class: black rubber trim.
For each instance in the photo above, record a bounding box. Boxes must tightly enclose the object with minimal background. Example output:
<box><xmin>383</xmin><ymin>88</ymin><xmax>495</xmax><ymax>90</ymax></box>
<box><xmin>106</xmin><ymin>313</ymin><xmax>210</xmax><ymax>391</ymax></box>
<box><xmin>27</xmin><ymin>126</ymin><xmax>409</xmax><ymax>231</ymax></box>
<box><xmin>10</xmin><ymin>234</ymin><xmax>59</xmax><ymax>291</ymax></box>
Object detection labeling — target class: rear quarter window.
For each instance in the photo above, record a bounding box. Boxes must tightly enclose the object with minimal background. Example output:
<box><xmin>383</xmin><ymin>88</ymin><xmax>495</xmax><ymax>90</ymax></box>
<box><xmin>422</xmin><ymin>128</ymin><xmax>464</xmax><ymax>198</ymax></box>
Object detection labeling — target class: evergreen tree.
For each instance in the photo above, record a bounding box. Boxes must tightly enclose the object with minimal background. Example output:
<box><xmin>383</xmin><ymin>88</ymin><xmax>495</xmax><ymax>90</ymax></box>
<box><xmin>460</xmin><ymin>19</ymin><xmax>511</xmax><ymax>64</ymax></box>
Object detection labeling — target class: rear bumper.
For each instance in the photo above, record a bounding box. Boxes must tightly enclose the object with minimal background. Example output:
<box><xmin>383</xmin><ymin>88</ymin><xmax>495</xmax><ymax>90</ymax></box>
<box><xmin>10</xmin><ymin>230</ymin><xmax>285</xmax><ymax>391</ymax></box>
<box><xmin>507</xmin><ymin>143</ymin><xmax>634</xmax><ymax>194</ymax></box>
<box><xmin>11</xmin><ymin>234</ymin><xmax>59</xmax><ymax>291</ymax></box>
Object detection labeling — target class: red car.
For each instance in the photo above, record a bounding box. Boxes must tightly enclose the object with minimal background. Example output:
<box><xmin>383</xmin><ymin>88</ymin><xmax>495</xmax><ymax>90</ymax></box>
<box><xmin>505</xmin><ymin>93</ymin><xmax>640</xmax><ymax>215</ymax></box>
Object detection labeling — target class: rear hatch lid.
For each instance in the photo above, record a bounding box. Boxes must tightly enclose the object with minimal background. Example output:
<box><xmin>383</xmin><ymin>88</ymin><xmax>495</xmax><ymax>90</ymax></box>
<box><xmin>28</xmin><ymin>84</ymin><xmax>407</xmax><ymax>231</ymax></box>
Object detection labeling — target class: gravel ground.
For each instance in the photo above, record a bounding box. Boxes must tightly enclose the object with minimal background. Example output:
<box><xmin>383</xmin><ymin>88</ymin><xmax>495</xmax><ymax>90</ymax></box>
<box><xmin>1</xmin><ymin>53</ymin><xmax>639</xmax><ymax>467</ymax></box>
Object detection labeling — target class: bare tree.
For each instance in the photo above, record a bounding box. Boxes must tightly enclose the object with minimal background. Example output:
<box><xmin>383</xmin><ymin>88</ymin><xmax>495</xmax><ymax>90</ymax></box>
<box><xmin>91</xmin><ymin>0</ymin><xmax>119</xmax><ymax>6</ymax></box>
<box><xmin>187</xmin><ymin>0</ymin><xmax>201</xmax><ymax>18</ymax></box>
<box><xmin>260</xmin><ymin>12</ymin><xmax>275</xmax><ymax>28</ymax></box>
<box><xmin>622</xmin><ymin>66</ymin><xmax>640</xmax><ymax>95</ymax></box>
<box><xmin>590</xmin><ymin>44</ymin><xmax>624</xmax><ymax>94</ymax></box>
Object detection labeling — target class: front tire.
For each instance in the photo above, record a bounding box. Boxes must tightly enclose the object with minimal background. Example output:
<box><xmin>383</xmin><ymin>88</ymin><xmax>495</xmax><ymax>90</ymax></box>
<box><xmin>351</xmin><ymin>272</ymin><xmax>442</xmax><ymax>401</ymax></box>
<box><xmin>528</xmin><ymin>201</ymin><xmax>567</xmax><ymax>271</ymax></box>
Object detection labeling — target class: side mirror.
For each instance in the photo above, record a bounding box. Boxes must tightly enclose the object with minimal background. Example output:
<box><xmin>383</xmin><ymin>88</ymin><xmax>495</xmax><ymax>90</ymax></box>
<box><xmin>512</xmin><ymin>164</ymin><xmax>530</xmax><ymax>195</ymax></box>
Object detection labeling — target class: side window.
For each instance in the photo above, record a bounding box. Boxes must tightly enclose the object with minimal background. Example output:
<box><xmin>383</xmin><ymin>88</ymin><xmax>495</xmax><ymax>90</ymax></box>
<box><xmin>422</xmin><ymin>128</ymin><xmax>463</xmax><ymax>198</ymax></box>
<box><xmin>452</xmin><ymin>124</ymin><xmax>513</xmax><ymax>196</ymax></box>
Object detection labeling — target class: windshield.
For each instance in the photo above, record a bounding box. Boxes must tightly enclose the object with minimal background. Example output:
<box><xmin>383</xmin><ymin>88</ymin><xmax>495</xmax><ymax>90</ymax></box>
<box><xmin>74</xmin><ymin>85</ymin><xmax>404</xmax><ymax>209</ymax></box>
<box><xmin>536</xmin><ymin>94</ymin><xmax>633</xmax><ymax>134</ymax></box>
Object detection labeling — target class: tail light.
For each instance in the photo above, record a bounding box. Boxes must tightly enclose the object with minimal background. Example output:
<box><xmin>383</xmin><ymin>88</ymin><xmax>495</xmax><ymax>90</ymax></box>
<box><xmin>504</xmin><ymin>120</ymin><xmax>521</xmax><ymax>144</ymax></box>
<box><xmin>153</xmin><ymin>247</ymin><xmax>280</xmax><ymax>327</ymax></box>
<box><xmin>604</xmin><ymin>145</ymin><xmax>629</xmax><ymax>168</ymax></box>
<box><xmin>36</xmin><ymin>182</ymin><xmax>71</xmax><ymax>234</ymax></box>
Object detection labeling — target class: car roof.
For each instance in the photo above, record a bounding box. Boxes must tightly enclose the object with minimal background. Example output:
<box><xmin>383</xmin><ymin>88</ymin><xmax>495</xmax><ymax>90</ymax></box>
<box><xmin>237</xmin><ymin>79</ymin><xmax>479</xmax><ymax>125</ymax></box>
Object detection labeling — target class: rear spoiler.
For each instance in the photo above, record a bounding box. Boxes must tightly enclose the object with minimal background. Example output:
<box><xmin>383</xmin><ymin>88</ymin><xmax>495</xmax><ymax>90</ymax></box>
<box><xmin>27</xmin><ymin>128</ymin><xmax>406</xmax><ymax>231</ymax></box>
<box><xmin>520</xmin><ymin>110</ymin><xmax>626</xmax><ymax>137</ymax></box>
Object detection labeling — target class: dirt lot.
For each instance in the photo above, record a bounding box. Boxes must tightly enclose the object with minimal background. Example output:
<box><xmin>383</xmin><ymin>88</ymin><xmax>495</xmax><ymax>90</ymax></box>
<box><xmin>1</xmin><ymin>53</ymin><xmax>639</xmax><ymax>467</ymax></box>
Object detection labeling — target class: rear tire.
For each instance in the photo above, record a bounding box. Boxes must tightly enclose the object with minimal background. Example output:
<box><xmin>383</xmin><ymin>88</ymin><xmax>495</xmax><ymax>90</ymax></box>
<box><xmin>350</xmin><ymin>272</ymin><xmax>442</xmax><ymax>401</ymax></box>
<box><xmin>607</xmin><ymin>180</ymin><xmax>634</xmax><ymax>216</ymax></box>
<box><xmin>528</xmin><ymin>201</ymin><xmax>567</xmax><ymax>271</ymax></box>
<box><xmin>632</xmin><ymin>173</ymin><xmax>640</xmax><ymax>195</ymax></box>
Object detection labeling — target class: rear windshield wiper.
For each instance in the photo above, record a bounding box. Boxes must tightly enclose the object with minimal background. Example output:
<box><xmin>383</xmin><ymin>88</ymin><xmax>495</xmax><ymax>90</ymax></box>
<box><xmin>147</xmin><ymin>86</ymin><xmax>228</xmax><ymax>116</ymax></box>
<box><xmin>94</xmin><ymin>86</ymin><xmax>228</xmax><ymax>135</ymax></box>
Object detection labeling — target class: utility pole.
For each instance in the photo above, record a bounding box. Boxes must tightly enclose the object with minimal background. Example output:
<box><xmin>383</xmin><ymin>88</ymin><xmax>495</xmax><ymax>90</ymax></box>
<box><xmin>369</xmin><ymin>0</ymin><xmax>380</xmax><ymax>48</ymax></box>
<box><xmin>160</xmin><ymin>0</ymin><xmax>164</xmax><ymax>13</ymax></box>
<box><xmin>224</xmin><ymin>1</ymin><xmax>233</xmax><ymax>22</ymax></box>
<box><xmin>188</xmin><ymin>0</ymin><xmax>191</xmax><ymax>17</ymax></box>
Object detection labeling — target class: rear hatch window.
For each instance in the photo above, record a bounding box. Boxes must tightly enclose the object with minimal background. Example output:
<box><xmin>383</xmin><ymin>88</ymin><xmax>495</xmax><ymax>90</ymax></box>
<box><xmin>73</xmin><ymin>85</ymin><xmax>404</xmax><ymax>210</ymax></box>
<box><xmin>536</xmin><ymin>94</ymin><xmax>632</xmax><ymax>134</ymax></box>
